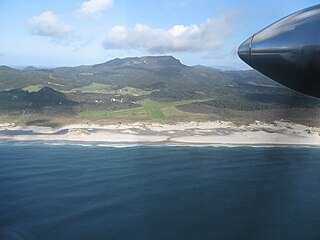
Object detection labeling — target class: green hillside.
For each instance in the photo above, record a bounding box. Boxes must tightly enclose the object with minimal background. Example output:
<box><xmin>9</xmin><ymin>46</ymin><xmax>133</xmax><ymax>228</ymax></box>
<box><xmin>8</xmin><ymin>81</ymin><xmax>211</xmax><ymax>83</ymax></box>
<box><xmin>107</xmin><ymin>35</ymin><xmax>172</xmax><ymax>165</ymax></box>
<box><xmin>0</xmin><ymin>56</ymin><xmax>319</xmax><ymax>127</ymax></box>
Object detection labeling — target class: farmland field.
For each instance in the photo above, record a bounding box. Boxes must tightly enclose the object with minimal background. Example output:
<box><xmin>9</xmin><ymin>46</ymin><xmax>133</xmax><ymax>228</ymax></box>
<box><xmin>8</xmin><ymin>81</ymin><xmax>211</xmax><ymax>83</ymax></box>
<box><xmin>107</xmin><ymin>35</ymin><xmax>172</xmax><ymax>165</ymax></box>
<box><xmin>79</xmin><ymin>99</ymin><xmax>211</xmax><ymax>121</ymax></box>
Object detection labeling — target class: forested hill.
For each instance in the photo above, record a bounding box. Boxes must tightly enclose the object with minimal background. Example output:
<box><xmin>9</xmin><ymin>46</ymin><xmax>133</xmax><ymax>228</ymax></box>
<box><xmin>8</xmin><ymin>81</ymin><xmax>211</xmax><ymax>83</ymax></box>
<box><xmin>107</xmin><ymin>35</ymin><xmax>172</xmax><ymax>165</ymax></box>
<box><xmin>0</xmin><ymin>56</ymin><xmax>278</xmax><ymax>93</ymax></box>
<box><xmin>0</xmin><ymin>56</ymin><xmax>319</xmax><ymax>127</ymax></box>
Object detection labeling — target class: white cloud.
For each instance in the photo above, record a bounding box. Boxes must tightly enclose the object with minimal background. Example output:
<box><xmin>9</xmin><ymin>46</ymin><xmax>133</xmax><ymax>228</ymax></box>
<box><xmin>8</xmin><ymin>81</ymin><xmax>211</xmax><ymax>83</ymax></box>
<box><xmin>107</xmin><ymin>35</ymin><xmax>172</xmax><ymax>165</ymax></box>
<box><xmin>28</xmin><ymin>11</ymin><xmax>72</xmax><ymax>38</ymax></box>
<box><xmin>104</xmin><ymin>11</ymin><xmax>240</xmax><ymax>53</ymax></box>
<box><xmin>78</xmin><ymin>0</ymin><xmax>113</xmax><ymax>16</ymax></box>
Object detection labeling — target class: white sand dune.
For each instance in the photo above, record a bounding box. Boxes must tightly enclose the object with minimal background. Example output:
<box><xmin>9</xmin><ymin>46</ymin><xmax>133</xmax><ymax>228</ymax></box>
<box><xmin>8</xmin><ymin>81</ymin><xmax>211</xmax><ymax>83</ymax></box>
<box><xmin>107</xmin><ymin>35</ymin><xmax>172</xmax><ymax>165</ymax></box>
<box><xmin>0</xmin><ymin>120</ymin><xmax>319</xmax><ymax>146</ymax></box>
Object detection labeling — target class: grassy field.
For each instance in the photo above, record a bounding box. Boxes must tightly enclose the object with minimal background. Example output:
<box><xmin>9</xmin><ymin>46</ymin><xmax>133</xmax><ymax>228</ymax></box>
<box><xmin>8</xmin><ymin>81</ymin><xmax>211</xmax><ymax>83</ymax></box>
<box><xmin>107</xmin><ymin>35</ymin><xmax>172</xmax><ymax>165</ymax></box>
<box><xmin>23</xmin><ymin>85</ymin><xmax>43</xmax><ymax>92</ymax></box>
<box><xmin>68</xmin><ymin>83</ymin><xmax>112</xmax><ymax>94</ymax></box>
<box><xmin>109</xmin><ymin>86</ymin><xmax>153</xmax><ymax>96</ymax></box>
<box><xmin>79</xmin><ymin>98</ymin><xmax>211</xmax><ymax>121</ymax></box>
<box><xmin>69</xmin><ymin>83</ymin><xmax>153</xmax><ymax>96</ymax></box>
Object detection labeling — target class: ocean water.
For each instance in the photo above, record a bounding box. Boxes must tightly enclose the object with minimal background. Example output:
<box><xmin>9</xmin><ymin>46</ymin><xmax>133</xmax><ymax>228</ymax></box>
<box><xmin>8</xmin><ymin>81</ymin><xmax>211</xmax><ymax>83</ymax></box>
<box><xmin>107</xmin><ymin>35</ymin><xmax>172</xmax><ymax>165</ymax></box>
<box><xmin>0</xmin><ymin>143</ymin><xmax>320</xmax><ymax>240</ymax></box>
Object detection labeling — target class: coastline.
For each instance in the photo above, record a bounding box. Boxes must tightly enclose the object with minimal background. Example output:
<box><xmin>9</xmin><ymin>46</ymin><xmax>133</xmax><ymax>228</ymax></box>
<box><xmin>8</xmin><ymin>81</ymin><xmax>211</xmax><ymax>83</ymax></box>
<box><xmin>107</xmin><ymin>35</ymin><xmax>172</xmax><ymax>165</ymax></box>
<box><xmin>0</xmin><ymin>120</ymin><xmax>319</xmax><ymax>146</ymax></box>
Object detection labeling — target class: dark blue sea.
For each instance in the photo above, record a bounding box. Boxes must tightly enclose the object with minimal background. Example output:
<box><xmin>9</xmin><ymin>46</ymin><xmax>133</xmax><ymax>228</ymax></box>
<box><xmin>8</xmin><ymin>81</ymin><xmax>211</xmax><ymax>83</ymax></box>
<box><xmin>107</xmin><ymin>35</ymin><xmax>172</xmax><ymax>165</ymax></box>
<box><xmin>0</xmin><ymin>143</ymin><xmax>320</xmax><ymax>240</ymax></box>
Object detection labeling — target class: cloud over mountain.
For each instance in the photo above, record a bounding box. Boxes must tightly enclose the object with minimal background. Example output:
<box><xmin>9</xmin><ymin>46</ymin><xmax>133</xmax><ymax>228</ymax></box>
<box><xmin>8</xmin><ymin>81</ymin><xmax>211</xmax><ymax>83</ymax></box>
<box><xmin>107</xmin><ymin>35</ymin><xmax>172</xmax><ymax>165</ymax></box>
<box><xmin>78</xmin><ymin>0</ymin><xmax>113</xmax><ymax>16</ymax></box>
<box><xmin>104</xmin><ymin>11</ymin><xmax>240</xmax><ymax>53</ymax></box>
<box><xmin>28</xmin><ymin>11</ymin><xmax>72</xmax><ymax>38</ymax></box>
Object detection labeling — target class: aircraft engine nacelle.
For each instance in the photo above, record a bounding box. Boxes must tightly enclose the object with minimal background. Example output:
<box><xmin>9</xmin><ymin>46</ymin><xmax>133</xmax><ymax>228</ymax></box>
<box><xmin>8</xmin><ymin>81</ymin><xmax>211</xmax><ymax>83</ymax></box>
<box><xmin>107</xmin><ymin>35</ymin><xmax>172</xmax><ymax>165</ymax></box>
<box><xmin>238</xmin><ymin>5</ymin><xmax>320</xmax><ymax>98</ymax></box>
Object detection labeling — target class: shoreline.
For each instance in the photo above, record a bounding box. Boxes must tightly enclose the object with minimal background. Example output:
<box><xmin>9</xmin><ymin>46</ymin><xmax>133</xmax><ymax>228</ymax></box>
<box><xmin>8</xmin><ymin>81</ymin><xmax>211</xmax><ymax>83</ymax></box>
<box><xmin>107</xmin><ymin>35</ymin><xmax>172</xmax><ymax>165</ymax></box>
<box><xmin>1</xmin><ymin>140</ymin><xmax>319</xmax><ymax>149</ymax></box>
<box><xmin>0</xmin><ymin>120</ymin><xmax>319</xmax><ymax>146</ymax></box>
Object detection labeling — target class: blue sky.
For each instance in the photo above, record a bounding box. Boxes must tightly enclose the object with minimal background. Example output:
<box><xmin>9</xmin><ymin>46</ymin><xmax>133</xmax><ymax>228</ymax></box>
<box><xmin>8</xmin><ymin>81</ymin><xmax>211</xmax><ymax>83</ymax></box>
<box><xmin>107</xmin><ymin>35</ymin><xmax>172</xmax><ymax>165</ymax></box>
<box><xmin>0</xmin><ymin>0</ymin><xmax>319</xmax><ymax>69</ymax></box>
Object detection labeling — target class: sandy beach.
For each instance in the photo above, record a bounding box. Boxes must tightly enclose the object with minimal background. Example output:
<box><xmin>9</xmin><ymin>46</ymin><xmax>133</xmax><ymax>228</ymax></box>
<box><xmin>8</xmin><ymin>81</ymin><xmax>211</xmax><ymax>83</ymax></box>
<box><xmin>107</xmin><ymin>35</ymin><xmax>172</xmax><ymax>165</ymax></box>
<box><xmin>0</xmin><ymin>120</ymin><xmax>319</xmax><ymax>146</ymax></box>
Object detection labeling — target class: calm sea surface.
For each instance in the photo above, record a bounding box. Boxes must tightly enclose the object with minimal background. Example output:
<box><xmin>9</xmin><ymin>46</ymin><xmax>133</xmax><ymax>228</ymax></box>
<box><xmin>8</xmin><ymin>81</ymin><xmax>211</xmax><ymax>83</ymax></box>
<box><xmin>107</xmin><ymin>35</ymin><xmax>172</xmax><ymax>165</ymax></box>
<box><xmin>0</xmin><ymin>143</ymin><xmax>320</xmax><ymax>240</ymax></box>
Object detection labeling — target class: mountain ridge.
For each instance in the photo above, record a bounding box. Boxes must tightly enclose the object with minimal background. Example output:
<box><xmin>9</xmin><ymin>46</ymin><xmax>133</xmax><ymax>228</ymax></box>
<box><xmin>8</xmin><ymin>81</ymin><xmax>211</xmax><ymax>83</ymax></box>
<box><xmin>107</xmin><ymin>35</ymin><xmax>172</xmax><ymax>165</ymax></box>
<box><xmin>0</xmin><ymin>55</ymin><xmax>315</xmax><ymax>102</ymax></box>
<box><xmin>0</xmin><ymin>56</ymin><xmax>263</xmax><ymax>91</ymax></box>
